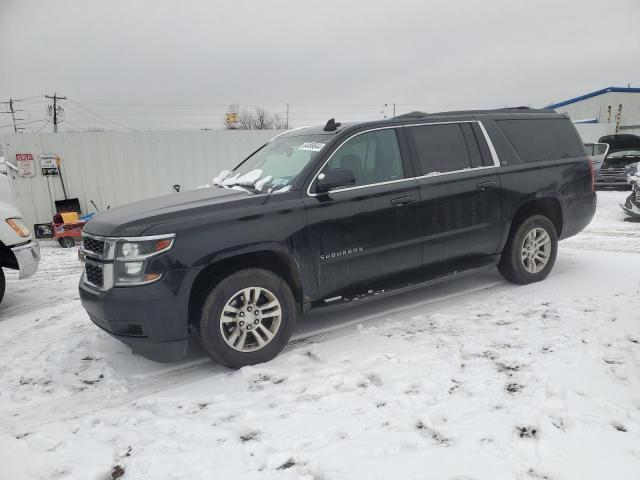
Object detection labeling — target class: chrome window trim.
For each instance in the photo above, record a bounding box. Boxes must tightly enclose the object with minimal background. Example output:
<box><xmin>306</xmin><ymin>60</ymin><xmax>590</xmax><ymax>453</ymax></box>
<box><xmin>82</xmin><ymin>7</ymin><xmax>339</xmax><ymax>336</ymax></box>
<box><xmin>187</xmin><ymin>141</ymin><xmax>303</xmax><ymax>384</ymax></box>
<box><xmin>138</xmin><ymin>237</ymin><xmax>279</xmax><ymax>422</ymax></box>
<box><xmin>306</xmin><ymin>120</ymin><xmax>502</xmax><ymax>197</ymax></box>
<box><xmin>476</xmin><ymin>121</ymin><xmax>501</xmax><ymax>168</ymax></box>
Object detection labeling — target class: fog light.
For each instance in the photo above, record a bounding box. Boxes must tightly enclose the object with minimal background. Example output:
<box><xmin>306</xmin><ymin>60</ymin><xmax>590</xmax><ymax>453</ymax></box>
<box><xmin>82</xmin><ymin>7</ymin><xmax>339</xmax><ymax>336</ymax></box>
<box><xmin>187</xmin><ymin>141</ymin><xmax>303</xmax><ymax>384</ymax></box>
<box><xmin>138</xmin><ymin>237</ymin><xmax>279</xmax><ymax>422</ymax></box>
<box><xmin>124</xmin><ymin>261</ymin><xmax>143</xmax><ymax>275</ymax></box>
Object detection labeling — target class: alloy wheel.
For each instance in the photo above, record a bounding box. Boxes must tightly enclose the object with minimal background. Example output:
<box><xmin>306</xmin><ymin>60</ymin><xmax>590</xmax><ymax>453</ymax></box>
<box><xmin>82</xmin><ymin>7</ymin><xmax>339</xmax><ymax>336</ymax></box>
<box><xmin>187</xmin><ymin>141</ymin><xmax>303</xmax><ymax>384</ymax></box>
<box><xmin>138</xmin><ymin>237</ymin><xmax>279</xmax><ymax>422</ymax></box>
<box><xmin>520</xmin><ymin>227</ymin><xmax>551</xmax><ymax>274</ymax></box>
<box><xmin>219</xmin><ymin>287</ymin><xmax>282</xmax><ymax>352</ymax></box>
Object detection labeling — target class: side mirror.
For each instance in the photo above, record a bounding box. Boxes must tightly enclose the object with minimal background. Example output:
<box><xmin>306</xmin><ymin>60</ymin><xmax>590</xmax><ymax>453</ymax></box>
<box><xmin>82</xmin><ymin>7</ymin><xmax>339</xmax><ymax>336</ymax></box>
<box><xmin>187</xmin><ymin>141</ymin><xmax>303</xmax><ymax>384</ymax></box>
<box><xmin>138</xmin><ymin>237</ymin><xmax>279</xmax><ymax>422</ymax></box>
<box><xmin>315</xmin><ymin>168</ymin><xmax>356</xmax><ymax>193</ymax></box>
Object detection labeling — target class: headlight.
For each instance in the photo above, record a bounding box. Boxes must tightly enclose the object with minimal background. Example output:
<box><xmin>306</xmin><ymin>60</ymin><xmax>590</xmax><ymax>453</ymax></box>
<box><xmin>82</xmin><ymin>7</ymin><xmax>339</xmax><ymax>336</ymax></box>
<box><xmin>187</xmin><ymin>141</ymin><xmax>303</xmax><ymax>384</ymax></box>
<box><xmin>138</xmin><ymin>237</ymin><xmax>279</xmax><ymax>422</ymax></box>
<box><xmin>113</xmin><ymin>234</ymin><xmax>174</xmax><ymax>286</ymax></box>
<box><xmin>6</xmin><ymin>218</ymin><xmax>30</xmax><ymax>237</ymax></box>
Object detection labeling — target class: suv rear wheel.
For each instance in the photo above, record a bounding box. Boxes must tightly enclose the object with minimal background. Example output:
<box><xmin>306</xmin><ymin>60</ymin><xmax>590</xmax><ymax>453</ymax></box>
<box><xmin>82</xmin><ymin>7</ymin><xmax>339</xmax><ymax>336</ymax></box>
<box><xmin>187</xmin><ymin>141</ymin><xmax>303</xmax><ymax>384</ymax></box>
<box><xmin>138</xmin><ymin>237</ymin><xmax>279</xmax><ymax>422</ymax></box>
<box><xmin>498</xmin><ymin>214</ymin><xmax>558</xmax><ymax>284</ymax></box>
<box><xmin>198</xmin><ymin>268</ymin><xmax>296</xmax><ymax>369</ymax></box>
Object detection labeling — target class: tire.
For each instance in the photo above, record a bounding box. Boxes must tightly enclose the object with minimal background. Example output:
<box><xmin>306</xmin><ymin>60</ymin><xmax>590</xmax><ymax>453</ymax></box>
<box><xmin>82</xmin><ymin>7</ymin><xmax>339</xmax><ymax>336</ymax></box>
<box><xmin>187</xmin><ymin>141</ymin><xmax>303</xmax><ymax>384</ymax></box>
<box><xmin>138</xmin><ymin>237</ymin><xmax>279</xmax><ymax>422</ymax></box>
<box><xmin>58</xmin><ymin>237</ymin><xmax>75</xmax><ymax>248</ymax></box>
<box><xmin>198</xmin><ymin>268</ymin><xmax>297</xmax><ymax>369</ymax></box>
<box><xmin>0</xmin><ymin>268</ymin><xmax>5</xmax><ymax>306</ymax></box>
<box><xmin>498</xmin><ymin>214</ymin><xmax>558</xmax><ymax>285</ymax></box>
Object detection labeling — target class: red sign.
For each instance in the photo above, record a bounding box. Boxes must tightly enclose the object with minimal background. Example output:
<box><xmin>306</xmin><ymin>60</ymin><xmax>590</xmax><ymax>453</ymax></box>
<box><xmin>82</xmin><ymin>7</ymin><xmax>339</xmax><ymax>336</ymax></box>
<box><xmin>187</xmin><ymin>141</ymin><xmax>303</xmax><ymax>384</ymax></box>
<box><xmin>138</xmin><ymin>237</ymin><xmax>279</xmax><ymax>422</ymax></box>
<box><xmin>16</xmin><ymin>153</ymin><xmax>35</xmax><ymax>178</ymax></box>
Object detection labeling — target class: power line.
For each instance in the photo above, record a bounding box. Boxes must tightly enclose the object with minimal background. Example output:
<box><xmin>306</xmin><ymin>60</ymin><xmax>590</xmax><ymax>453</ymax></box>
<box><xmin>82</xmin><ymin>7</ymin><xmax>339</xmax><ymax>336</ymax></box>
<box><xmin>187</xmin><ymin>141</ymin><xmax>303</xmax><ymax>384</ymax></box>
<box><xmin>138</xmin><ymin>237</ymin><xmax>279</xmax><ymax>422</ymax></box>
<box><xmin>34</xmin><ymin>120</ymin><xmax>50</xmax><ymax>133</ymax></box>
<box><xmin>63</xmin><ymin>120</ymin><xmax>90</xmax><ymax>131</ymax></box>
<box><xmin>1</xmin><ymin>99</ymin><xmax>26</xmax><ymax>132</ymax></box>
<box><xmin>13</xmin><ymin>94</ymin><xmax>45</xmax><ymax>102</ymax></box>
<box><xmin>0</xmin><ymin>119</ymin><xmax>46</xmax><ymax>128</ymax></box>
<box><xmin>67</xmin><ymin>99</ymin><xmax>134</xmax><ymax>131</ymax></box>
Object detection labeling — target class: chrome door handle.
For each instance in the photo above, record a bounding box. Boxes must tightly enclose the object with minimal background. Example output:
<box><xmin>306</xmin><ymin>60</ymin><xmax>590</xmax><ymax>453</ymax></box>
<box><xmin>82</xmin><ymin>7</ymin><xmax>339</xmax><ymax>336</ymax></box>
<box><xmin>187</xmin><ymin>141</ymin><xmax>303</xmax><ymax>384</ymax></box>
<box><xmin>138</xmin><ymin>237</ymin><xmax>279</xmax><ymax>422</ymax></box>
<box><xmin>477</xmin><ymin>181</ymin><xmax>497</xmax><ymax>191</ymax></box>
<box><xmin>390</xmin><ymin>195</ymin><xmax>416</xmax><ymax>206</ymax></box>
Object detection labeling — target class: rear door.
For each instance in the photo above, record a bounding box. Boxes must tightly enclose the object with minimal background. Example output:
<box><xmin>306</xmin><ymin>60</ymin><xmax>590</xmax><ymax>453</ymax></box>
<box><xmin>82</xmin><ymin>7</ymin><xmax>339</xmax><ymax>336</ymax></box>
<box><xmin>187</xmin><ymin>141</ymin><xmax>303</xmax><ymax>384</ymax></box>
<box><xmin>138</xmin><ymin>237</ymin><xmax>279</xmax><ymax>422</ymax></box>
<box><xmin>303</xmin><ymin>127</ymin><xmax>422</xmax><ymax>298</ymax></box>
<box><xmin>405</xmin><ymin>121</ymin><xmax>504</xmax><ymax>268</ymax></box>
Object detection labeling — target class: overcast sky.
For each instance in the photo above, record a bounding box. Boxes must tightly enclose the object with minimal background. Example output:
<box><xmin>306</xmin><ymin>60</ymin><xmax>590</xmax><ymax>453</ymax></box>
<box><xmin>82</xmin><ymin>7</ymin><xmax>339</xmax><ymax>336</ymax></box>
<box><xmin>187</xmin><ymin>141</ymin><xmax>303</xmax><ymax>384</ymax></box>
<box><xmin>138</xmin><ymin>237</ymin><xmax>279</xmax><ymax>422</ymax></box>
<box><xmin>1</xmin><ymin>0</ymin><xmax>639</xmax><ymax>133</ymax></box>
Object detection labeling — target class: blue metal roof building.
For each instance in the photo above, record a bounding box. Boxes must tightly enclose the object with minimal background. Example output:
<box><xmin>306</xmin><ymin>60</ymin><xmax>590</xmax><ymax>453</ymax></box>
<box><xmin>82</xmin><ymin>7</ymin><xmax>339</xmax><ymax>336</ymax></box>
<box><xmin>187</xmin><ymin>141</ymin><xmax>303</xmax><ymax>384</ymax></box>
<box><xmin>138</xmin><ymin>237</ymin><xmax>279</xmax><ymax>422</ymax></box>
<box><xmin>547</xmin><ymin>86</ymin><xmax>640</xmax><ymax>110</ymax></box>
<box><xmin>545</xmin><ymin>86</ymin><xmax>640</xmax><ymax>141</ymax></box>
<box><xmin>546</xmin><ymin>86</ymin><xmax>640</xmax><ymax>136</ymax></box>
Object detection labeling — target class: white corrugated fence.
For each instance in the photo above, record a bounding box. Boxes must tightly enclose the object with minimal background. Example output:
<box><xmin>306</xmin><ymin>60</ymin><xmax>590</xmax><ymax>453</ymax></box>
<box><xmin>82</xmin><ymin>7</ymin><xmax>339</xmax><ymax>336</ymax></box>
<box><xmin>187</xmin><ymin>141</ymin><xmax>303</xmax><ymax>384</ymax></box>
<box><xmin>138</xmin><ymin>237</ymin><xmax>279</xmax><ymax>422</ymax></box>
<box><xmin>1</xmin><ymin>130</ymin><xmax>283</xmax><ymax>229</ymax></box>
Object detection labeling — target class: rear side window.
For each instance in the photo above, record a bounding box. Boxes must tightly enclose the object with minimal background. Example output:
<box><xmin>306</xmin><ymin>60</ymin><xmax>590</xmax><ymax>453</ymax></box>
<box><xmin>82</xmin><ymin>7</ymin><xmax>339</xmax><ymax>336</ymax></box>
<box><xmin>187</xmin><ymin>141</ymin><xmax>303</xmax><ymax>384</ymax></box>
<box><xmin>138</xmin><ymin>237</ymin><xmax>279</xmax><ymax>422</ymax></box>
<box><xmin>408</xmin><ymin>123</ymin><xmax>471</xmax><ymax>174</ymax></box>
<box><xmin>497</xmin><ymin>118</ymin><xmax>585</xmax><ymax>162</ymax></box>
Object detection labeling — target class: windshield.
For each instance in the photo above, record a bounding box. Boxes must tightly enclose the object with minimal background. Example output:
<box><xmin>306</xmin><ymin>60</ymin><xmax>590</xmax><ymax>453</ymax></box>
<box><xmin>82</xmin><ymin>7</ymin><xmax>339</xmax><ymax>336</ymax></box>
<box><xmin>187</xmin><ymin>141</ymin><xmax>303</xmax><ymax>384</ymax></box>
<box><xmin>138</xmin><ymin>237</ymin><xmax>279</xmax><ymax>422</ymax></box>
<box><xmin>608</xmin><ymin>150</ymin><xmax>640</xmax><ymax>158</ymax></box>
<box><xmin>213</xmin><ymin>134</ymin><xmax>329</xmax><ymax>193</ymax></box>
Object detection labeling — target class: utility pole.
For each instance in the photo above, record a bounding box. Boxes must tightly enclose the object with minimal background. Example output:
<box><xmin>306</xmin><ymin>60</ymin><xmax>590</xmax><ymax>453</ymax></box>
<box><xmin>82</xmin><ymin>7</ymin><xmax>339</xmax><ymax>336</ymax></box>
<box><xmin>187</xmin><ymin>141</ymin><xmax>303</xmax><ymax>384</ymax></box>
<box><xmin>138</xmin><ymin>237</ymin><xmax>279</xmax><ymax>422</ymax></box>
<box><xmin>9</xmin><ymin>99</ymin><xmax>18</xmax><ymax>133</ymax></box>
<box><xmin>45</xmin><ymin>93</ymin><xmax>66</xmax><ymax>133</ymax></box>
<box><xmin>1</xmin><ymin>99</ymin><xmax>24</xmax><ymax>132</ymax></box>
<box><xmin>286</xmin><ymin>103</ymin><xmax>289</xmax><ymax>129</ymax></box>
<box><xmin>393</xmin><ymin>103</ymin><xmax>396</xmax><ymax>117</ymax></box>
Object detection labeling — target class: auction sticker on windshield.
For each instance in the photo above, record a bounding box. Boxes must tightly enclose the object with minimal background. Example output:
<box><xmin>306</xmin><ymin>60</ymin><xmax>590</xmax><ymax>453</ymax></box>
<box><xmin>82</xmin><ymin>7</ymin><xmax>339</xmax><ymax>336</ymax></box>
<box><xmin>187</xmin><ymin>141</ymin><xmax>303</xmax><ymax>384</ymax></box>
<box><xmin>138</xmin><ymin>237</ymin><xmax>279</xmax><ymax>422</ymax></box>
<box><xmin>298</xmin><ymin>142</ymin><xmax>326</xmax><ymax>152</ymax></box>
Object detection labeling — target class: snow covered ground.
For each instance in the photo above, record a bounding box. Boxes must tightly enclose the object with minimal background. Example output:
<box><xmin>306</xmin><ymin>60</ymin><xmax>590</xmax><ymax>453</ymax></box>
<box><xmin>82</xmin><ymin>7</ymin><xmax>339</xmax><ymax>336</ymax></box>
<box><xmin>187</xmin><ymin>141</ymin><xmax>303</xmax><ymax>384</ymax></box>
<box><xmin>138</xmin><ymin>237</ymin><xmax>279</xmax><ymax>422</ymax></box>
<box><xmin>1</xmin><ymin>191</ymin><xmax>639</xmax><ymax>480</ymax></box>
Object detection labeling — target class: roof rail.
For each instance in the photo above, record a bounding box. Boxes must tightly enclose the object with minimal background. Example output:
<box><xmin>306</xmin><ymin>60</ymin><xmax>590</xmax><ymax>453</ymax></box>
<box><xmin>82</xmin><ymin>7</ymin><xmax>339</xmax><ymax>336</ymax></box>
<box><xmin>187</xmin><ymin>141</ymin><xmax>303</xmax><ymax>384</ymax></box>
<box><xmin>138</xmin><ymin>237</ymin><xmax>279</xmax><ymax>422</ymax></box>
<box><xmin>393</xmin><ymin>106</ymin><xmax>553</xmax><ymax>119</ymax></box>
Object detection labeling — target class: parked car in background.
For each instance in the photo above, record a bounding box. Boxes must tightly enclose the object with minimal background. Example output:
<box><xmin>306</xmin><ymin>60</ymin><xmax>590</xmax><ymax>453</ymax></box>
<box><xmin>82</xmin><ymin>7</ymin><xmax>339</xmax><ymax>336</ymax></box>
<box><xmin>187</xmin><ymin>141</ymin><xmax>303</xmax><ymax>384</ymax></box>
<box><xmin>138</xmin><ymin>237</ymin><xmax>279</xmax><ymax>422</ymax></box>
<box><xmin>79</xmin><ymin>108</ymin><xmax>595</xmax><ymax>368</ymax></box>
<box><xmin>0</xmin><ymin>158</ymin><xmax>41</xmax><ymax>305</ymax></box>
<box><xmin>584</xmin><ymin>142</ymin><xmax>609</xmax><ymax>171</ymax></box>
<box><xmin>595</xmin><ymin>134</ymin><xmax>640</xmax><ymax>189</ymax></box>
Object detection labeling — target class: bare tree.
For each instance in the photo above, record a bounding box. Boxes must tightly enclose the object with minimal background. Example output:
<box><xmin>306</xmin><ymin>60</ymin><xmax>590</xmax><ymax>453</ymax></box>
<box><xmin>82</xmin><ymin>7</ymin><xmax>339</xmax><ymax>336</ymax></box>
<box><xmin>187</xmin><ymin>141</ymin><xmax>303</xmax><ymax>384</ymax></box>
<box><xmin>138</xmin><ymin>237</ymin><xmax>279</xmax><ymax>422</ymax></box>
<box><xmin>224</xmin><ymin>106</ymin><xmax>283</xmax><ymax>130</ymax></box>
<box><xmin>254</xmin><ymin>108</ymin><xmax>274</xmax><ymax>130</ymax></box>
<box><xmin>237</xmin><ymin>108</ymin><xmax>255</xmax><ymax>130</ymax></box>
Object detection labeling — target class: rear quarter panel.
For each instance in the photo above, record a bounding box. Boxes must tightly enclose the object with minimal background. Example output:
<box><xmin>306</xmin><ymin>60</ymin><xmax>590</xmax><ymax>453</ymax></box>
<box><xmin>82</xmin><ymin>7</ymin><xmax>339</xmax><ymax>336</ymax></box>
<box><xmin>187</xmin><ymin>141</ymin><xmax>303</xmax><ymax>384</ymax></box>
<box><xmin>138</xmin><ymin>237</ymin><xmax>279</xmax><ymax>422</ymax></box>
<box><xmin>483</xmin><ymin>119</ymin><xmax>596</xmax><ymax>246</ymax></box>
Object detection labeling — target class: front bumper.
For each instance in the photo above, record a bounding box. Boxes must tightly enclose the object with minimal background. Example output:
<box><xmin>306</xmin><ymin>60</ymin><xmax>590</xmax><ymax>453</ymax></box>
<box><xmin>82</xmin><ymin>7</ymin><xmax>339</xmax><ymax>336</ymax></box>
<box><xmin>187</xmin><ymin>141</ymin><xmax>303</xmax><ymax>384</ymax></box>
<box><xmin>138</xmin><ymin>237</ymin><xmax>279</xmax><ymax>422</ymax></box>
<box><xmin>79</xmin><ymin>268</ymin><xmax>193</xmax><ymax>362</ymax></box>
<box><xmin>11</xmin><ymin>240</ymin><xmax>40</xmax><ymax>279</ymax></box>
<box><xmin>595</xmin><ymin>174</ymin><xmax>630</xmax><ymax>188</ymax></box>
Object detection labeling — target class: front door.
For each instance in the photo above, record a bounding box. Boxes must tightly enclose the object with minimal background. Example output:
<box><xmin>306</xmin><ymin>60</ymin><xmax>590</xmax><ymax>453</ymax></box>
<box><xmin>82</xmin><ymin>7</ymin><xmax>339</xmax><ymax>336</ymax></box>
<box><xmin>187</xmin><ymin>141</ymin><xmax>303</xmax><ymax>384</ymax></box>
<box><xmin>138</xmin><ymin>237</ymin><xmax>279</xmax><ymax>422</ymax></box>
<box><xmin>303</xmin><ymin>127</ymin><xmax>422</xmax><ymax>299</ymax></box>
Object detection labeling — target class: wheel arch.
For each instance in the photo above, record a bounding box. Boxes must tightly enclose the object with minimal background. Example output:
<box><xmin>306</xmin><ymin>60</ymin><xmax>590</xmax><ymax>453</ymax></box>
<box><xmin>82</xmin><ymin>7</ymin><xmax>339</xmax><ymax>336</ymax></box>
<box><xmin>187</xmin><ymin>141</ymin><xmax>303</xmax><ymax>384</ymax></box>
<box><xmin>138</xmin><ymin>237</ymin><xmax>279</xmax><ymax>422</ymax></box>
<box><xmin>187</xmin><ymin>249</ymin><xmax>304</xmax><ymax>334</ymax></box>
<box><xmin>501</xmin><ymin>196</ymin><xmax>563</xmax><ymax>251</ymax></box>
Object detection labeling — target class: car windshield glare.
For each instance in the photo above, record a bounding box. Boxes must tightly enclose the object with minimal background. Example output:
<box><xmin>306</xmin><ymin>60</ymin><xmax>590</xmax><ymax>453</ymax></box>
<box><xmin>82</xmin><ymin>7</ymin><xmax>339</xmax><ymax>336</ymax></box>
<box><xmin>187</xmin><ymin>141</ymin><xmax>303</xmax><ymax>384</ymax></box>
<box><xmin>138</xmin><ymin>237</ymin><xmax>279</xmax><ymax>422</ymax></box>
<box><xmin>213</xmin><ymin>134</ymin><xmax>329</xmax><ymax>193</ymax></box>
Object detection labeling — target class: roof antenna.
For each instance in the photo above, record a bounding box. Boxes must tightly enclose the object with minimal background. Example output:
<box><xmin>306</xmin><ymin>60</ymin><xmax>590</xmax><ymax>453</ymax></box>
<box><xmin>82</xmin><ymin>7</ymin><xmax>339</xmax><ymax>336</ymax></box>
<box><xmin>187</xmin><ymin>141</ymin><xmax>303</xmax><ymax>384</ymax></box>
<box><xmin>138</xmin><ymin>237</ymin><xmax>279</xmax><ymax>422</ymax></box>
<box><xmin>323</xmin><ymin>118</ymin><xmax>341</xmax><ymax>132</ymax></box>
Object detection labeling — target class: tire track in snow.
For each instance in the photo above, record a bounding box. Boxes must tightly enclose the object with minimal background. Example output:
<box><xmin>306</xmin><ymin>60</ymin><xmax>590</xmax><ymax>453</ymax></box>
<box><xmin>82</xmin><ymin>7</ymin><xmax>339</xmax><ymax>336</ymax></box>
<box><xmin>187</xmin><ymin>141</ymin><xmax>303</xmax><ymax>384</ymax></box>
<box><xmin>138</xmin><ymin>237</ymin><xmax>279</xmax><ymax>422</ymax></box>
<box><xmin>2</xmin><ymin>280</ymin><xmax>504</xmax><ymax>434</ymax></box>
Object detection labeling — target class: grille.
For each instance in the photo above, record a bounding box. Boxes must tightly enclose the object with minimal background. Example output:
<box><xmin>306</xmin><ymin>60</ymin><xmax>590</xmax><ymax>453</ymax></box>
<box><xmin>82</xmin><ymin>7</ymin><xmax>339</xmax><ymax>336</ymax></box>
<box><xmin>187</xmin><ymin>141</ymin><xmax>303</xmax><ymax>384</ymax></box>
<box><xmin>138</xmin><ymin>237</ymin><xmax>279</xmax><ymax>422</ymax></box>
<box><xmin>85</xmin><ymin>263</ymin><xmax>104</xmax><ymax>288</ymax></box>
<box><xmin>598</xmin><ymin>167</ymin><xmax>627</xmax><ymax>177</ymax></box>
<box><xmin>83</xmin><ymin>236</ymin><xmax>105</xmax><ymax>255</ymax></box>
<box><xmin>635</xmin><ymin>189</ymin><xmax>640</xmax><ymax>203</ymax></box>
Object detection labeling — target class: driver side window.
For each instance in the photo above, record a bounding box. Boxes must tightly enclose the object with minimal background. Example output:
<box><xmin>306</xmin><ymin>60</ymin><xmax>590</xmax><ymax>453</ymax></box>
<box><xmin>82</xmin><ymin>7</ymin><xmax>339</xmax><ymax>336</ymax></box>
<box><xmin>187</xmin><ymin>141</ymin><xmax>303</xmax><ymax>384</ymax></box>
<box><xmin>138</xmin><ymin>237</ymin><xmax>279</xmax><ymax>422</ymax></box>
<box><xmin>325</xmin><ymin>129</ymin><xmax>404</xmax><ymax>187</ymax></box>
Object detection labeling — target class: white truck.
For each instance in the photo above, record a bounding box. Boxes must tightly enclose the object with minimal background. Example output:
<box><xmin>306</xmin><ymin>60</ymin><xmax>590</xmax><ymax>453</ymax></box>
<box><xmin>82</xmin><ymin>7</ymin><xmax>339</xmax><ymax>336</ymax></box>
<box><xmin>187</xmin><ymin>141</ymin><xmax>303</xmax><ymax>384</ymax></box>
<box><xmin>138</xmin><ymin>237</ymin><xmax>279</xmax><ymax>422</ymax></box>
<box><xmin>0</xmin><ymin>157</ymin><xmax>40</xmax><ymax>304</ymax></box>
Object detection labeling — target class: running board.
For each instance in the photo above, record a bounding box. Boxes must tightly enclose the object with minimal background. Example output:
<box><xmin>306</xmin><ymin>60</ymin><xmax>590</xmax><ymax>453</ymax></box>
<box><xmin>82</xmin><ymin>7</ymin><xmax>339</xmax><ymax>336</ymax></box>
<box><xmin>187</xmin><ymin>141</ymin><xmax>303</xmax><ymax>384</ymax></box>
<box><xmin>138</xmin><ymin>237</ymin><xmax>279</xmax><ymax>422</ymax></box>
<box><xmin>307</xmin><ymin>258</ymin><xmax>498</xmax><ymax>315</ymax></box>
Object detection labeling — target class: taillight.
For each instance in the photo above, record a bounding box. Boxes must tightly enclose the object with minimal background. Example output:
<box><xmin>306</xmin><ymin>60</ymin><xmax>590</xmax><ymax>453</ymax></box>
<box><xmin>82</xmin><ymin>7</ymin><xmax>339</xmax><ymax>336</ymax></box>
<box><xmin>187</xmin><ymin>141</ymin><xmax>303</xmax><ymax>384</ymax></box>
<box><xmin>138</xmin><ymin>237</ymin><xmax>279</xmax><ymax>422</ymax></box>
<box><xmin>587</xmin><ymin>156</ymin><xmax>595</xmax><ymax>192</ymax></box>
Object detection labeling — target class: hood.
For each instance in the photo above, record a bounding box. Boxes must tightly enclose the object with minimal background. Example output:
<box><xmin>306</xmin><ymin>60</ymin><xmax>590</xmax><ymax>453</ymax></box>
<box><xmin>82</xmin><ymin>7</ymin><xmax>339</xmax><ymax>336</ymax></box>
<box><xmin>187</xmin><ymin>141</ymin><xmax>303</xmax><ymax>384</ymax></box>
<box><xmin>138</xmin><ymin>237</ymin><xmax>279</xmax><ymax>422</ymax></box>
<box><xmin>84</xmin><ymin>186</ymin><xmax>258</xmax><ymax>237</ymax></box>
<box><xmin>599</xmin><ymin>134</ymin><xmax>640</xmax><ymax>154</ymax></box>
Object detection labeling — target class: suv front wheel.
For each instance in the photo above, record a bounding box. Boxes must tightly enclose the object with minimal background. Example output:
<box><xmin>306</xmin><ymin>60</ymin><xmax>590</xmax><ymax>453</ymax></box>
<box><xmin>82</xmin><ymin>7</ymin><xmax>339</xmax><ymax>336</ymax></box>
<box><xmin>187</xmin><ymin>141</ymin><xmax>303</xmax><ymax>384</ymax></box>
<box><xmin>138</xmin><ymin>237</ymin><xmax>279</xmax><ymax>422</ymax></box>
<box><xmin>198</xmin><ymin>268</ymin><xmax>297</xmax><ymax>369</ymax></box>
<box><xmin>498</xmin><ymin>214</ymin><xmax>558</xmax><ymax>285</ymax></box>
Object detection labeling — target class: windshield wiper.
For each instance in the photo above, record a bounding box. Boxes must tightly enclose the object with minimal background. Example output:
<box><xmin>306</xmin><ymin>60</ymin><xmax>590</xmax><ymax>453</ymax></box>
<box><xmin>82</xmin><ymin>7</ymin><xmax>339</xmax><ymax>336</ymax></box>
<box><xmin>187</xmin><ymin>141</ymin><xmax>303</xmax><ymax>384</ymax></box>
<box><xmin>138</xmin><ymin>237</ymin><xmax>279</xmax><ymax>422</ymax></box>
<box><xmin>219</xmin><ymin>182</ymin><xmax>261</xmax><ymax>194</ymax></box>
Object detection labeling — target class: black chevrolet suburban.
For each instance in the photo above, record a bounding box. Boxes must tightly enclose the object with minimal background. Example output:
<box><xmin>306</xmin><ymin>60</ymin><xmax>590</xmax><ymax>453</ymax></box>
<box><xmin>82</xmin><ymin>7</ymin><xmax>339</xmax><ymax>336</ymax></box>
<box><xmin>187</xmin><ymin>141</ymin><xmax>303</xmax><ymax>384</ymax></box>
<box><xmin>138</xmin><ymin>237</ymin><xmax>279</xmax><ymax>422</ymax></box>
<box><xmin>79</xmin><ymin>108</ymin><xmax>596</xmax><ymax>368</ymax></box>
